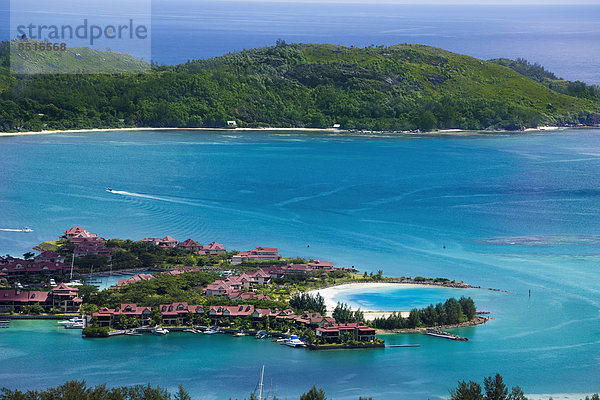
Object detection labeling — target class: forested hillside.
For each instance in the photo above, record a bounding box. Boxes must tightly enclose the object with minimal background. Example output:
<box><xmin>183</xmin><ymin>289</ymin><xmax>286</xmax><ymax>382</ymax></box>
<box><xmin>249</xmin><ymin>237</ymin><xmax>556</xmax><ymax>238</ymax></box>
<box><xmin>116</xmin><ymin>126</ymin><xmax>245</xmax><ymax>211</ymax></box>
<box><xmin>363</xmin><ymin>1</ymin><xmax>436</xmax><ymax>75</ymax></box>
<box><xmin>0</xmin><ymin>42</ymin><xmax>598</xmax><ymax>132</ymax></box>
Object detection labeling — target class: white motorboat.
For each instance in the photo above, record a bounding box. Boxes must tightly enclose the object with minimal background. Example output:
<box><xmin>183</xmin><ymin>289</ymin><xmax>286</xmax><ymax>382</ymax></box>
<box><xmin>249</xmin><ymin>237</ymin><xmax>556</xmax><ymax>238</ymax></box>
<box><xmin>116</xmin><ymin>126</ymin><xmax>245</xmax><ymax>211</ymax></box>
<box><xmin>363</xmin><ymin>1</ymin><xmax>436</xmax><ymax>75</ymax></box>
<box><xmin>183</xmin><ymin>328</ymin><xmax>199</xmax><ymax>334</ymax></box>
<box><xmin>152</xmin><ymin>326</ymin><xmax>169</xmax><ymax>335</ymax></box>
<box><xmin>58</xmin><ymin>317</ymin><xmax>84</xmax><ymax>325</ymax></box>
<box><xmin>65</xmin><ymin>321</ymin><xmax>85</xmax><ymax>329</ymax></box>
<box><xmin>203</xmin><ymin>328</ymin><xmax>218</xmax><ymax>334</ymax></box>
<box><xmin>283</xmin><ymin>335</ymin><xmax>306</xmax><ymax>348</ymax></box>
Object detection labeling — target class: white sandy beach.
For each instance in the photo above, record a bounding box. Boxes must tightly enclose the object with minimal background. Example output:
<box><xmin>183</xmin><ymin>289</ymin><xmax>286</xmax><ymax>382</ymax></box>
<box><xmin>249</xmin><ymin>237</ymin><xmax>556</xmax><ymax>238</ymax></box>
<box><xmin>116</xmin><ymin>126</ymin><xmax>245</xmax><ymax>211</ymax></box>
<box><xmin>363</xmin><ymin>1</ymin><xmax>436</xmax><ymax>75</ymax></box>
<box><xmin>0</xmin><ymin>126</ymin><xmax>344</xmax><ymax>137</ymax></box>
<box><xmin>0</xmin><ymin>125</ymin><xmax>571</xmax><ymax>138</ymax></box>
<box><xmin>527</xmin><ymin>394</ymin><xmax>592</xmax><ymax>400</ymax></box>
<box><xmin>306</xmin><ymin>282</ymin><xmax>438</xmax><ymax>320</ymax></box>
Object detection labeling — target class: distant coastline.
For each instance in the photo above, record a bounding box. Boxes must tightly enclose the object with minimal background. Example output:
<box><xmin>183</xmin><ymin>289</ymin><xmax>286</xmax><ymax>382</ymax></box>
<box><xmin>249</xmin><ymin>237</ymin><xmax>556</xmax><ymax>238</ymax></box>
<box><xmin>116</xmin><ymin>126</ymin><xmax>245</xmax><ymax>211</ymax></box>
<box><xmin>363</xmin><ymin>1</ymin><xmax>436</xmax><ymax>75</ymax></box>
<box><xmin>0</xmin><ymin>125</ymin><xmax>581</xmax><ymax>138</ymax></box>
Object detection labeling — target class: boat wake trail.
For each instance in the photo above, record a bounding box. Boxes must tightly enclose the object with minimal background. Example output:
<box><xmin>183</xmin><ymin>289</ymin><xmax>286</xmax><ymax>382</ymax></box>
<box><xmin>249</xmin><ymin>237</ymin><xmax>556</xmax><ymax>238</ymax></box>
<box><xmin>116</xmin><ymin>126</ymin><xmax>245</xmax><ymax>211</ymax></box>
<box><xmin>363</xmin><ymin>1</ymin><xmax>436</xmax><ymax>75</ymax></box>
<box><xmin>107</xmin><ymin>189</ymin><xmax>199</xmax><ymax>206</ymax></box>
<box><xmin>0</xmin><ymin>228</ymin><xmax>33</xmax><ymax>232</ymax></box>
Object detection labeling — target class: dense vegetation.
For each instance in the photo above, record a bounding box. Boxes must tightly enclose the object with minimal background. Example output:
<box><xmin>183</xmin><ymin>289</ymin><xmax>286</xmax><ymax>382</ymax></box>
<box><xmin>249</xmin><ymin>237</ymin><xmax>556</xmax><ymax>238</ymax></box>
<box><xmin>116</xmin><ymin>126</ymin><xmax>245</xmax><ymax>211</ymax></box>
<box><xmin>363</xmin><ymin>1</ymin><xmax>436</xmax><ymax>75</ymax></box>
<box><xmin>2</xmin><ymin>377</ymin><xmax>598</xmax><ymax>400</ymax></box>
<box><xmin>0</xmin><ymin>381</ymin><xmax>189</xmax><ymax>400</ymax></box>
<box><xmin>332</xmin><ymin>302</ymin><xmax>365</xmax><ymax>323</ymax></box>
<box><xmin>1</xmin><ymin>42</ymin><xmax>598</xmax><ymax>132</ymax></box>
<box><xmin>371</xmin><ymin>296</ymin><xmax>476</xmax><ymax>329</ymax></box>
<box><xmin>7</xmin><ymin>40</ymin><xmax>150</xmax><ymax>74</ymax></box>
<box><xmin>289</xmin><ymin>292</ymin><xmax>327</xmax><ymax>314</ymax></box>
<box><xmin>449</xmin><ymin>373</ymin><xmax>599</xmax><ymax>400</ymax></box>
<box><xmin>489</xmin><ymin>58</ymin><xmax>600</xmax><ymax>104</ymax></box>
<box><xmin>76</xmin><ymin>238</ymin><xmax>233</xmax><ymax>273</ymax></box>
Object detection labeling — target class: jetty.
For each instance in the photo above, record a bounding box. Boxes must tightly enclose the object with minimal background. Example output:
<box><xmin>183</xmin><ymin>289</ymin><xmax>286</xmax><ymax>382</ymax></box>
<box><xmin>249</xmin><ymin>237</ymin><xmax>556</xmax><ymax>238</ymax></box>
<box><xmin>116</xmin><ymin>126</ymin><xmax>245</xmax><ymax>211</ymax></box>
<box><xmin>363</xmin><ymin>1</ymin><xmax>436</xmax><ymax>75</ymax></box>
<box><xmin>425</xmin><ymin>328</ymin><xmax>468</xmax><ymax>341</ymax></box>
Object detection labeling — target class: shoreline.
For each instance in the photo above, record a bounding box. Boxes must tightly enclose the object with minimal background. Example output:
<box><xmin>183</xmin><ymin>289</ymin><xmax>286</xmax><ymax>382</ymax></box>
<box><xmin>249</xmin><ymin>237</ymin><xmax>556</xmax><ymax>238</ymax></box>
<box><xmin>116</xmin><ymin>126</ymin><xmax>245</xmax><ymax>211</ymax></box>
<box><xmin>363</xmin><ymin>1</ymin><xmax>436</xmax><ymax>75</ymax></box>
<box><xmin>0</xmin><ymin>125</ymin><xmax>594</xmax><ymax>138</ymax></box>
<box><xmin>306</xmin><ymin>281</ymin><xmax>476</xmax><ymax>321</ymax></box>
<box><xmin>374</xmin><ymin>316</ymin><xmax>489</xmax><ymax>335</ymax></box>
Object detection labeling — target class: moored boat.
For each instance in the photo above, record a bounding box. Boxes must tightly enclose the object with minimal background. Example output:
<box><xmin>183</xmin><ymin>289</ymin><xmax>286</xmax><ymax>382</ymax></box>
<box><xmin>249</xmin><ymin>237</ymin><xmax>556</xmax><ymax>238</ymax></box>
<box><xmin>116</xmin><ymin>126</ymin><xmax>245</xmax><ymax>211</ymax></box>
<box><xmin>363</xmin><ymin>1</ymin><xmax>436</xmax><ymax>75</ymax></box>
<box><xmin>58</xmin><ymin>316</ymin><xmax>84</xmax><ymax>326</ymax></box>
<box><xmin>65</xmin><ymin>321</ymin><xmax>85</xmax><ymax>329</ymax></box>
<box><xmin>152</xmin><ymin>326</ymin><xmax>169</xmax><ymax>335</ymax></box>
<box><xmin>283</xmin><ymin>335</ymin><xmax>306</xmax><ymax>348</ymax></box>
<box><xmin>425</xmin><ymin>328</ymin><xmax>468</xmax><ymax>341</ymax></box>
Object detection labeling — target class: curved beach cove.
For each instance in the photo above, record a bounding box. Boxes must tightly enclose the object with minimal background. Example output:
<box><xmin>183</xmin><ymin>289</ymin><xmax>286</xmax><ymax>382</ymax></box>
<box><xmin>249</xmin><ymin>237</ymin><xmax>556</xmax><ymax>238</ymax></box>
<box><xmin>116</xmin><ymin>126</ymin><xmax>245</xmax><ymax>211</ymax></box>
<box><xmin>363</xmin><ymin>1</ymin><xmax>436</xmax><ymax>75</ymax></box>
<box><xmin>1</xmin><ymin>129</ymin><xmax>600</xmax><ymax>399</ymax></box>
<box><xmin>307</xmin><ymin>282</ymin><xmax>496</xmax><ymax>320</ymax></box>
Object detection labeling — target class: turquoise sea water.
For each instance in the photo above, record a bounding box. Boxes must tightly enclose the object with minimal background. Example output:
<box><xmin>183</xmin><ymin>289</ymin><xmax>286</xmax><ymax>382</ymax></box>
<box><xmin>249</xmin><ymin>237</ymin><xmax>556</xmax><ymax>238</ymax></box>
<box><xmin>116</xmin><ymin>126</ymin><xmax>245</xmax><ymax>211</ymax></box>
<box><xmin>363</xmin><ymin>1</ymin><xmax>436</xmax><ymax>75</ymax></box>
<box><xmin>1</xmin><ymin>129</ymin><xmax>600</xmax><ymax>397</ymax></box>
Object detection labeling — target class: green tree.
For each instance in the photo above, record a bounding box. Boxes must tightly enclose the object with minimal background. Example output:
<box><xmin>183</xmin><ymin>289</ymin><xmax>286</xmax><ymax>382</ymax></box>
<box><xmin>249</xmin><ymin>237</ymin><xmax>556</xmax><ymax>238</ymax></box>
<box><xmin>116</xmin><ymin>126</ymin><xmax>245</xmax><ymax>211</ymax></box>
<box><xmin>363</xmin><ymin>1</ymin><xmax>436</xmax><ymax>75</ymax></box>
<box><xmin>450</xmin><ymin>380</ymin><xmax>484</xmax><ymax>400</ymax></box>
<box><xmin>484</xmin><ymin>374</ymin><xmax>508</xmax><ymax>400</ymax></box>
<box><xmin>23</xmin><ymin>252</ymin><xmax>35</xmax><ymax>260</ymax></box>
<box><xmin>30</xmin><ymin>303</ymin><xmax>45</xmax><ymax>315</ymax></box>
<box><xmin>79</xmin><ymin>303</ymin><xmax>100</xmax><ymax>316</ymax></box>
<box><xmin>507</xmin><ymin>386</ymin><xmax>528</xmax><ymax>400</ymax></box>
<box><xmin>151</xmin><ymin>309</ymin><xmax>163</xmax><ymax>326</ymax></box>
<box><xmin>444</xmin><ymin>298</ymin><xmax>466</xmax><ymax>324</ymax></box>
<box><xmin>174</xmin><ymin>384</ymin><xmax>191</xmax><ymax>400</ymax></box>
<box><xmin>300</xmin><ymin>385</ymin><xmax>326</xmax><ymax>400</ymax></box>
<box><xmin>459</xmin><ymin>297</ymin><xmax>476</xmax><ymax>320</ymax></box>
<box><xmin>407</xmin><ymin>309</ymin><xmax>421</xmax><ymax>328</ymax></box>
<box><xmin>418</xmin><ymin>110</ymin><xmax>438</xmax><ymax>131</ymax></box>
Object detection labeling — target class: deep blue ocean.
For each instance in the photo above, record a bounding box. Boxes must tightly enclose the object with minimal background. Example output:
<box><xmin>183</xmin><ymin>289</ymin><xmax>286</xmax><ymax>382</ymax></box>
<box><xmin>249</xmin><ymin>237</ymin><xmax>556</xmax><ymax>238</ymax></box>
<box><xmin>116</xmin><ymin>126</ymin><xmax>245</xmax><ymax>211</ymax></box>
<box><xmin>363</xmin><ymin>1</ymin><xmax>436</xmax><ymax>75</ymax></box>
<box><xmin>1</xmin><ymin>1</ymin><xmax>599</xmax><ymax>84</ymax></box>
<box><xmin>1</xmin><ymin>129</ymin><xmax>600</xmax><ymax>398</ymax></box>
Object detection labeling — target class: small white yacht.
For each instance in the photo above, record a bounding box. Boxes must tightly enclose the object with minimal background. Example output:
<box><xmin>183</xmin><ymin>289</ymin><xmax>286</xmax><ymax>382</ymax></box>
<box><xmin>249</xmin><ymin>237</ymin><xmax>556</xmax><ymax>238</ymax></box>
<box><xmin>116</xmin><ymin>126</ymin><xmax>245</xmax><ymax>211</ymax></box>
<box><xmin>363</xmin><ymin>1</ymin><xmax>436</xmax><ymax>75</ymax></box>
<box><xmin>203</xmin><ymin>328</ymin><xmax>218</xmax><ymax>334</ymax></box>
<box><xmin>58</xmin><ymin>316</ymin><xmax>84</xmax><ymax>326</ymax></box>
<box><xmin>283</xmin><ymin>335</ymin><xmax>306</xmax><ymax>348</ymax></box>
<box><xmin>152</xmin><ymin>326</ymin><xmax>169</xmax><ymax>335</ymax></box>
<box><xmin>64</xmin><ymin>321</ymin><xmax>85</xmax><ymax>329</ymax></box>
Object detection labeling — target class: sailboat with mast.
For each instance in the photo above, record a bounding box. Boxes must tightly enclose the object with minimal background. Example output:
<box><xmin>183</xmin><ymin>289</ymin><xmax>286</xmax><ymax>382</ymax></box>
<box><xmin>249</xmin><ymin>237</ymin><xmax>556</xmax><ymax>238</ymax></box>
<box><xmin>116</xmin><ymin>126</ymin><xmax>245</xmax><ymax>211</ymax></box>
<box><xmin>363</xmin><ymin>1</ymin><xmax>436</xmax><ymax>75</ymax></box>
<box><xmin>253</xmin><ymin>366</ymin><xmax>279</xmax><ymax>400</ymax></box>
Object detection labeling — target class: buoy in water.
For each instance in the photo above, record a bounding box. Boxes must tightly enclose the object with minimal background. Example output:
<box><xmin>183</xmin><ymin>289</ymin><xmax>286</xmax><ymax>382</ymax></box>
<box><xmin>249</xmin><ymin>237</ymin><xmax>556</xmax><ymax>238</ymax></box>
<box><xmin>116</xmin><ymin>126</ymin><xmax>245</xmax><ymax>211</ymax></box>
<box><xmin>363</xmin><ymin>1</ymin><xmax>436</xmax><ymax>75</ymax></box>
<box><xmin>443</xmin><ymin>245</ymin><xmax>446</xmax><ymax>249</ymax></box>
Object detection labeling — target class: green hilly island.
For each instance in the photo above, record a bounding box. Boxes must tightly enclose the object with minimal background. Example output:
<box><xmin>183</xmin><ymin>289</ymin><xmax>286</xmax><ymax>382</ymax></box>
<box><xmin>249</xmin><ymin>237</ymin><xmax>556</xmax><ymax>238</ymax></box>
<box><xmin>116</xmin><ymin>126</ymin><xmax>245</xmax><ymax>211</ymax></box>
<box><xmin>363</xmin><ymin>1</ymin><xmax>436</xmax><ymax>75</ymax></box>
<box><xmin>0</xmin><ymin>41</ymin><xmax>598</xmax><ymax>132</ymax></box>
<box><xmin>7</xmin><ymin>40</ymin><xmax>150</xmax><ymax>75</ymax></box>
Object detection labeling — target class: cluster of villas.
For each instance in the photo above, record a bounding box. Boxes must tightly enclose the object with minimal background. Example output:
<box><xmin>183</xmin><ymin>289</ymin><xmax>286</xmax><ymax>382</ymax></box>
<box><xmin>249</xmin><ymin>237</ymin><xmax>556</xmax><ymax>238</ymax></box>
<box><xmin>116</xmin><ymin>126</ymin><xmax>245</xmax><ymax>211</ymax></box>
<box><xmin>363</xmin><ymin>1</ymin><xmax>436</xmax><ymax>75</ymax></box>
<box><xmin>92</xmin><ymin>302</ymin><xmax>377</xmax><ymax>343</ymax></box>
<box><xmin>231</xmin><ymin>247</ymin><xmax>281</xmax><ymax>264</ymax></box>
<box><xmin>0</xmin><ymin>252</ymin><xmax>76</xmax><ymax>279</ymax></box>
<box><xmin>140</xmin><ymin>236</ymin><xmax>226</xmax><ymax>255</ymax></box>
<box><xmin>63</xmin><ymin>227</ymin><xmax>114</xmax><ymax>260</ymax></box>
<box><xmin>64</xmin><ymin>227</ymin><xmax>228</xmax><ymax>259</ymax></box>
<box><xmin>0</xmin><ymin>283</ymin><xmax>82</xmax><ymax>313</ymax></box>
<box><xmin>203</xmin><ymin>259</ymin><xmax>344</xmax><ymax>300</ymax></box>
<box><xmin>114</xmin><ymin>267</ymin><xmax>203</xmax><ymax>289</ymax></box>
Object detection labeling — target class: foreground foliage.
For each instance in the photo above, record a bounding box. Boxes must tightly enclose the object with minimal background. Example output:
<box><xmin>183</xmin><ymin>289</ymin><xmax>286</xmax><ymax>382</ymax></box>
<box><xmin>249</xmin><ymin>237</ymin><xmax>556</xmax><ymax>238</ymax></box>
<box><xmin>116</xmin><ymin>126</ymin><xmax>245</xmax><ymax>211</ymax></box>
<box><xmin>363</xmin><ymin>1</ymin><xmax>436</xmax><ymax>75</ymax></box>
<box><xmin>0</xmin><ymin>380</ymin><xmax>179</xmax><ymax>400</ymax></box>
<box><xmin>2</xmin><ymin>377</ymin><xmax>598</xmax><ymax>400</ymax></box>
